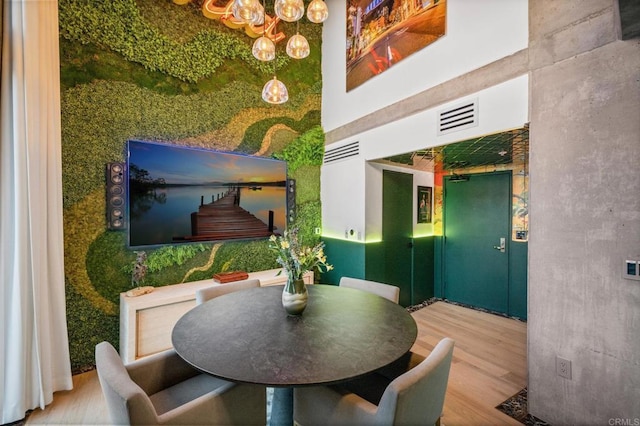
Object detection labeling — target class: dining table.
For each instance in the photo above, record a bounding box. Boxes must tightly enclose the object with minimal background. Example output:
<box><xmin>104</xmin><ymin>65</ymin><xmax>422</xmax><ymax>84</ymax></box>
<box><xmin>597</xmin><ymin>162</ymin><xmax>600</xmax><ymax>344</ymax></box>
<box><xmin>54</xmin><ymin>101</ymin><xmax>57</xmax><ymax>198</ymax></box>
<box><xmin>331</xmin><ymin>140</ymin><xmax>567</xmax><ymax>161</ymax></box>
<box><xmin>171</xmin><ymin>284</ymin><xmax>417</xmax><ymax>426</ymax></box>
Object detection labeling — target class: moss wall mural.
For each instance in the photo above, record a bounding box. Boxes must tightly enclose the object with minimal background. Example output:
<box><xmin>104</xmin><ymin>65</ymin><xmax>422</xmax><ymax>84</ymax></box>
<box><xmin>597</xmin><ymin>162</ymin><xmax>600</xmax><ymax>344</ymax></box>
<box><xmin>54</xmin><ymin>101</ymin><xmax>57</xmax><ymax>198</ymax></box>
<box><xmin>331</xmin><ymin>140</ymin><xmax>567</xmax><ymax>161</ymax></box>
<box><xmin>59</xmin><ymin>0</ymin><xmax>324</xmax><ymax>370</ymax></box>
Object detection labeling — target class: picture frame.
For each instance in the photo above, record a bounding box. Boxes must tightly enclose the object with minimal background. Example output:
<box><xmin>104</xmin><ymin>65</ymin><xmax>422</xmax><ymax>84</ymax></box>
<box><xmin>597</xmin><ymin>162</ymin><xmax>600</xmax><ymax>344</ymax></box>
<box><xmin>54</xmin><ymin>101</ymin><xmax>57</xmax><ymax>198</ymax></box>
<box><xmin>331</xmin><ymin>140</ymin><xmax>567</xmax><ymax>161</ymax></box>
<box><xmin>417</xmin><ymin>186</ymin><xmax>432</xmax><ymax>224</ymax></box>
<box><xmin>346</xmin><ymin>0</ymin><xmax>447</xmax><ymax>91</ymax></box>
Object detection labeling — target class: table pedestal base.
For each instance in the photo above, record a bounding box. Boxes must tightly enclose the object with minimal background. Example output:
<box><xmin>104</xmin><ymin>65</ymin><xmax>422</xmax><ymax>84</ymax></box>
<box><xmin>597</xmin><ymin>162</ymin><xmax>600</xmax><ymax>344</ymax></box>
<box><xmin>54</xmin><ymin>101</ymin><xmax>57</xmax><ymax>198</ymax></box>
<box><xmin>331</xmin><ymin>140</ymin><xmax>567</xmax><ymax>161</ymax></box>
<box><xmin>269</xmin><ymin>387</ymin><xmax>293</xmax><ymax>426</ymax></box>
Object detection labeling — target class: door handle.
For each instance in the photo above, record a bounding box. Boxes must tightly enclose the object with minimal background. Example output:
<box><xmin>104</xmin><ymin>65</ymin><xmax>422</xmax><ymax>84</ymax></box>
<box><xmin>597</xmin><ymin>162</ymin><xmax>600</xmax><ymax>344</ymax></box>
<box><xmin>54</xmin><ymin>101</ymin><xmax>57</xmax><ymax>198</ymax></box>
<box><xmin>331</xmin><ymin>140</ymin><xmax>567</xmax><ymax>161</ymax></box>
<box><xmin>493</xmin><ymin>237</ymin><xmax>506</xmax><ymax>253</ymax></box>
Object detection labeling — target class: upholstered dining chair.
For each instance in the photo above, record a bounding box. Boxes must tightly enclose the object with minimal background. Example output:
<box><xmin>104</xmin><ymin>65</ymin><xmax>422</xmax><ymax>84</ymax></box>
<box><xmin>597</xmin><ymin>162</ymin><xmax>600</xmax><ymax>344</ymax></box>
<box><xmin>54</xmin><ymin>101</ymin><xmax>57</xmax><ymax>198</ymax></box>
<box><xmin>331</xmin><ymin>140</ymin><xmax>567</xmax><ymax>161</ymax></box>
<box><xmin>95</xmin><ymin>341</ymin><xmax>266</xmax><ymax>425</ymax></box>
<box><xmin>339</xmin><ymin>277</ymin><xmax>400</xmax><ymax>304</ymax></box>
<box><xmin>293</xmin><ymin>337</ymin><xmax>455</xmax><ymax>426</ymax></box>
<box><xmin>195</xmin><ymin>278</ymin><xmax>261</xmax><ymax>305</ymax></box>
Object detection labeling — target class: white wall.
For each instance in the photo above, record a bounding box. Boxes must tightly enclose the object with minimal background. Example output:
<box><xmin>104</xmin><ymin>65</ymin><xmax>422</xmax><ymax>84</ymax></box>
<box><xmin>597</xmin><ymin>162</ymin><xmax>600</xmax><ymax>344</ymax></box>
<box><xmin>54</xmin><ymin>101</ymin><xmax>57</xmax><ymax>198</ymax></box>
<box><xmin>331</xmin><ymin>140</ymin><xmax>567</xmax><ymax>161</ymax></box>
<box><xmin>320</xmin><ymin>157</ymin><xmax>366</xmax><ymax>240</ymax></box>
<box><xmin>320</xmin><ymin>0</ymin><xmax>529</xmax><ymax>240</ymax></box>
<box><xmin>321</xmin><ymin>0</ymin><xmax>528</xmax><ymax>132</ymax></box>
<box><xmin>321</xmin><ymin>75</ymin><xmax>529</xmax><ymax>239</ymax></box>
<box><xmin>321</xmin><ymin>159</ymin><xmax>434</xmax><ymax>242</ymax></box>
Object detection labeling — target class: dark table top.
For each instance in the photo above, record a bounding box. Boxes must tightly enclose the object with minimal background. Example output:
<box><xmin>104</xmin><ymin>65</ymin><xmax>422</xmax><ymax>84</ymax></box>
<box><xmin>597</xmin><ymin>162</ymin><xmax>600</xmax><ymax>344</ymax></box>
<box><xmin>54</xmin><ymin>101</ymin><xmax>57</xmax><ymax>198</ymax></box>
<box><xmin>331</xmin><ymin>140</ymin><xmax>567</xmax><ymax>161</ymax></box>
<box><xmin>171</xmin><ymin>284</ymin><xmax>417</xmax><ymax>387</ymax></box>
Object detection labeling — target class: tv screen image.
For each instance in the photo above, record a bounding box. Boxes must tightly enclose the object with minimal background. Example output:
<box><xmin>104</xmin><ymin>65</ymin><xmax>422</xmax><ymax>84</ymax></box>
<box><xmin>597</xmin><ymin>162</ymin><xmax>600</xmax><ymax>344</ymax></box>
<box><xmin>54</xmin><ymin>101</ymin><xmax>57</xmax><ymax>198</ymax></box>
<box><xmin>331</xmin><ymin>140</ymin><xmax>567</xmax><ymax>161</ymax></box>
<box><xmin>127</xmin><ymin>140</ymin><xmax>288</xmax><ymax>247</ymax></box>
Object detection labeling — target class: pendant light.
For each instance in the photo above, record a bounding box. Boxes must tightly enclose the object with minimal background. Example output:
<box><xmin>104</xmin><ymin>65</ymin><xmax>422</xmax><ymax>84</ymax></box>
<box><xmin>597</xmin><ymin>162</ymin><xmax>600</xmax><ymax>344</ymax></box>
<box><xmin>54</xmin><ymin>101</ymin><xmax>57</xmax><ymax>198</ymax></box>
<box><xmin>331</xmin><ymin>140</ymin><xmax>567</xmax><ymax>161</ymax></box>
<box><xmin>179</xmin><ymin>1</ymin><xmax>330</xmax><ymax>104</ymax></box>
<box><xmin>232</xmin><ymin>0</ymin><xmax>261</xmax><ymax>23</ymax></box>
<box><xmin>286</xmin><ymin>33</ymin><xmax>310</xmax><ymax>59</ymax></box>
<box><xmin>306</xmin><ymin>0</ymin><xmax>328</xmax><ymax>23</ymax></box>
<box><xmin>261</xmin><ymin>6</ymin><xmax>287</xmax><ymax>104</ymax></box>
<box><xmin>253</xmin><ymin>36</ymin><xmax>276</xmax><ymax>61</ymax></box>
<box><xmin>252</xmin><ymin>0</ymin><xmax>275</xmax><ymax>61</ymax></box>
<box><xmin>262</xmin><ymin>76</ymin><xmax>289</xmax><ymax>104</ymax></box>
<box><xmin>260</xmin><ymin>0</ymin><xmax>328</xmax><ymax>103</ymax></box>
<box><xmin>274</xmin><ymin>0</ymin><xmax>305</xmax><ymax>22</ymax></box>
<box><xmin>251</xmin><ymin>1</ymin><xmax>265</xmax><ymax>26</ymax></box>
<box><xmin>286</xmin><ymin>23</ymin><xmax>309</xmax><ymax>59</ymax></box>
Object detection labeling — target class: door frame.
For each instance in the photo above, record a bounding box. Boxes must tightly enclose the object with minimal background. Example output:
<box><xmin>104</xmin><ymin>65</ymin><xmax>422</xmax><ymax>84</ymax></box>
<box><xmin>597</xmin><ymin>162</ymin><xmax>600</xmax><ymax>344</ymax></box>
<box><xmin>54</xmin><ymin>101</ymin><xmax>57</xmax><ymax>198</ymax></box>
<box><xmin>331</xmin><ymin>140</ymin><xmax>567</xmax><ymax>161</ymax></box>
<box><xmin>440</xmin><ymin>170</ymin><xmax>513</xmax><ymax>314</ymax></box>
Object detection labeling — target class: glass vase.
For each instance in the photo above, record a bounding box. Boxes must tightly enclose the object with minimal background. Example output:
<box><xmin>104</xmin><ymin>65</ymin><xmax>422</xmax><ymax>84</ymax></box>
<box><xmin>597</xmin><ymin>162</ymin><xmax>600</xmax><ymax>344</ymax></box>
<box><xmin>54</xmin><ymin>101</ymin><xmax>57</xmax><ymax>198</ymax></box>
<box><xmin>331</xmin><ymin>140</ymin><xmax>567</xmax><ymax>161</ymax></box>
<box><xmin>282</xmin><ymin>276</ymin><xmax>308</xmax><ymax>315</ymax></box>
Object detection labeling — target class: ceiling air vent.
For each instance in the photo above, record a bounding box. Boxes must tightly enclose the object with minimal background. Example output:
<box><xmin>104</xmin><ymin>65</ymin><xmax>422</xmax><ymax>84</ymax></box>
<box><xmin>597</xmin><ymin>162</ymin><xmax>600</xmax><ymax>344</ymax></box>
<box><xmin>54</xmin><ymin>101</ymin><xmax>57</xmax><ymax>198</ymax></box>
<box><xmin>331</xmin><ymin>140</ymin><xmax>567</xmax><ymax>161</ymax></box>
<box><xmin>323</xmin><ymin>141</ymin><xmax>360</xmax><ymax>164</ymax></box>
<box><xmin>437</xmin><ymin>99</ymin><xmax>479</xmax><ymax>136</ymax></box>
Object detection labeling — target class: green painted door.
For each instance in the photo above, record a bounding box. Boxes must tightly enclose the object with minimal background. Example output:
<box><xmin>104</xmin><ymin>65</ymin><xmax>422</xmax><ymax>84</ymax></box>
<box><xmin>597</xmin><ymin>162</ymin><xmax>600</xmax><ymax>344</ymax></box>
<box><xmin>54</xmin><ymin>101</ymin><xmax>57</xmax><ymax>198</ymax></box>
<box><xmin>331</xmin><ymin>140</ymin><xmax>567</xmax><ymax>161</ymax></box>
<box><xmin>444</xmin><ymin>172</ymin><xmax>511</xmax><ymax>314</ymax></box>
<box><xmin>382</xmin><ymin>170</ymin><xmax>413</xmax><ymax>306</ymax></box>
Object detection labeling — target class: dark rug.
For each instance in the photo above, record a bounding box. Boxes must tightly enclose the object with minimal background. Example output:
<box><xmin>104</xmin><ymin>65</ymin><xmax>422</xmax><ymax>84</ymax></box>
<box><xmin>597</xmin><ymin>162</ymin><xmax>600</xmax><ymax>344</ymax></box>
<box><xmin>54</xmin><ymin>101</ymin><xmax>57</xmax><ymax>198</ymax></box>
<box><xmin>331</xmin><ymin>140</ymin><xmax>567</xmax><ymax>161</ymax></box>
<box><xmin>406</xmin><ymin>297</ymin><xmax>439</xmax><ymax>312</ymax></box>
<box><xmin>496</xmin><ymin>387</ymin><xmax>550</xmax><ymax>425</ymax></box>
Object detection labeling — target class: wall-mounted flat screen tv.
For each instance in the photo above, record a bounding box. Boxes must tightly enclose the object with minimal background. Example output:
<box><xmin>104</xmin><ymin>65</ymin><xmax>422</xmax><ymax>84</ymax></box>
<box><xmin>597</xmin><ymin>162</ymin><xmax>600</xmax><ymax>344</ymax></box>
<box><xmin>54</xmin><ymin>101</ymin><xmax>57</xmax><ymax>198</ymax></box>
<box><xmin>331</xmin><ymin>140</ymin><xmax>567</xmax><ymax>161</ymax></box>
<box><xmin>127</xmin><ymin>140</ymin><xmax>287</xmax><ymax>248</ymax></box>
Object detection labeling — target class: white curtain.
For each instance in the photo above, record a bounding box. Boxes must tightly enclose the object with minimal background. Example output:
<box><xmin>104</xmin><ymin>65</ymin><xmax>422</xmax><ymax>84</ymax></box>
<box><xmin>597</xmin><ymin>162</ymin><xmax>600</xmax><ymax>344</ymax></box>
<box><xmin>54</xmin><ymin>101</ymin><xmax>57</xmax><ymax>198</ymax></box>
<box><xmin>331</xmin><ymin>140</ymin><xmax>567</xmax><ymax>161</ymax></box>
<box><xmin>1</xmin><ymin>0</ymin><xmax>73</xmax><ymax>423</ymax></box>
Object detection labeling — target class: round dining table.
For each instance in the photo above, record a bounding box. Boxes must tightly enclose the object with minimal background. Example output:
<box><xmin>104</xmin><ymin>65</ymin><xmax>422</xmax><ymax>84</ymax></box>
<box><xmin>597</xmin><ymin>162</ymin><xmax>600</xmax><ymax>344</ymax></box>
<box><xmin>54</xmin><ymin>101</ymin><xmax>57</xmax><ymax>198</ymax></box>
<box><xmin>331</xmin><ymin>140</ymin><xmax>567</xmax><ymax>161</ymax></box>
<box><xmin>171</xmin><ymin>284</ymin><xmax>417</xmax><ymax>426</ymax></box>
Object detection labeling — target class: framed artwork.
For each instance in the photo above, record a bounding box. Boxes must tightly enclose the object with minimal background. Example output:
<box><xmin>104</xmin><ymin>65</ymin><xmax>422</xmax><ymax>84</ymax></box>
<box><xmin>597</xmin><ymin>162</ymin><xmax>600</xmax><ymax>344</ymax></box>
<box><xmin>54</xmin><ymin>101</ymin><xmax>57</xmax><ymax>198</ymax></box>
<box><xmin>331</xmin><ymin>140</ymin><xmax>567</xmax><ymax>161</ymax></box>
<box><xmin>417</xmin><ymin>186</ymin><xmax>432</xmax><ymax>223</ymax></box>
<box><xmin>127</xmin><ymin>140</ymin><xmax>287</xmax><ymax>247</ymax></box>
<box><xmin>346</xmin><ymin>0</ymin><xmax>447</xmax><ymax>91</ymax></box>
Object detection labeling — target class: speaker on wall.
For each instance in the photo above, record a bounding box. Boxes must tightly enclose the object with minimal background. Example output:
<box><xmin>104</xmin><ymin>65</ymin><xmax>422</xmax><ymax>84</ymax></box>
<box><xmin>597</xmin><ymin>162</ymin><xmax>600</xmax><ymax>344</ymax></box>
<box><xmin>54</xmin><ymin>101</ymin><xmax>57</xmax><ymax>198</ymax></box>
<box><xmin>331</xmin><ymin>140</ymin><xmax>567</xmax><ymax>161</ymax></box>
<box><xmin>106</xmin><ymin>162</ymin><xmax>126</xmax><ymax>230</ymax></box>
<box><xmin>287</xmin><ymin>179</ymin><xmax>296</xmax><ymax>225</ymax></box>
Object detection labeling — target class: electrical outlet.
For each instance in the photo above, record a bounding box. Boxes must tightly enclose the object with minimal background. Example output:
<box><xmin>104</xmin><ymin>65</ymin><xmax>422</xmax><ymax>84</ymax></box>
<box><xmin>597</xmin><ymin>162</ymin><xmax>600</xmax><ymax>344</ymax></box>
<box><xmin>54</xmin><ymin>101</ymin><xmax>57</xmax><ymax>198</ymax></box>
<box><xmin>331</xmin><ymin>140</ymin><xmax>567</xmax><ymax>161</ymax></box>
<box><xmin>556</xmin><ymin>356</ymin><xmax>572</xmax><ymax>379</ymax></box>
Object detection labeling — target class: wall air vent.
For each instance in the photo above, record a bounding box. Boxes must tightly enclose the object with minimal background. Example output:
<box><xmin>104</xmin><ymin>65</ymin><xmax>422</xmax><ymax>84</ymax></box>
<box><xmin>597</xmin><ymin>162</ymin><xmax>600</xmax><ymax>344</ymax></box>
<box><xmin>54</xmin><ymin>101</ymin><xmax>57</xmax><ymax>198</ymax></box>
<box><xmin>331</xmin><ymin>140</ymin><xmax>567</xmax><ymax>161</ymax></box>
<box><xmin>323</xmin><ymin>141</ymin><xmax>360</xmax><ymax>164</ymax></box>
<box><xmin>437</xmin><ymin>99</ymin><xmax>479</xmax><ymax>136</ymax></box>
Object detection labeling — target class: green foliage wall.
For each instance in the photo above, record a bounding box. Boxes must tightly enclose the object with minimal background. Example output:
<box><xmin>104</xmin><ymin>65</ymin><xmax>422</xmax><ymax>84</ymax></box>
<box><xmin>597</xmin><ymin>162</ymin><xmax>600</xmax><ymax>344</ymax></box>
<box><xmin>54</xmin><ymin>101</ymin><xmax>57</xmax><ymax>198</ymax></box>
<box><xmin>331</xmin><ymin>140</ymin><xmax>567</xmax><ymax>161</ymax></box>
<box><xmin>59</xmin><ymin>0</ymin><xmax>324</xmax><ymax>370</ymax></box>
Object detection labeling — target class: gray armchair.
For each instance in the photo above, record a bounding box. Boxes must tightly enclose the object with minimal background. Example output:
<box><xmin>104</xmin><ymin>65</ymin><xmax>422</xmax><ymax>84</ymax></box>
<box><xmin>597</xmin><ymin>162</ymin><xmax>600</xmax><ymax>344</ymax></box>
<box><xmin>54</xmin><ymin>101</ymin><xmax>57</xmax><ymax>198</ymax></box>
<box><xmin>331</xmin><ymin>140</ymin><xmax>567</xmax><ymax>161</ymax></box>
<box><xmin>195</xmin><ymin>278</ymin><xmax>261</xmax><ymax>305</ymax></box>
<box><xmin>95</xmin><ymin>341</ymin><xmax>266</xmax><ymax>425</ymax></box>
<box><xmin>294</xmin><ymin>337</ymin><xmax>455</xmax><ymax>426</ymax></box>
<box><xmin>339</xmin><ymin>277</ymin><xmax>400</xmax><ymax>304</ymax></box>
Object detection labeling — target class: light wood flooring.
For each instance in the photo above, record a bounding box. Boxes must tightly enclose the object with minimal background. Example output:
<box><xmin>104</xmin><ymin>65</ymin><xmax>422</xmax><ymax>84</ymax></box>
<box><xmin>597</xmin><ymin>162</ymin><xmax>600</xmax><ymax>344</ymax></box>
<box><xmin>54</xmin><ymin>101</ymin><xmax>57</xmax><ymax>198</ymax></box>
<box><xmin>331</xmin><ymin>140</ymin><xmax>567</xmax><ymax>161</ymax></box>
<box><xmin>411</xmin><ymin>302</ymin><xmax>527</xmax><ymax>425</ymax></box>
<box><xmin>25</xmin><ymin>301</ymin><xmax>527</xmax><ymax>425</ymax></box>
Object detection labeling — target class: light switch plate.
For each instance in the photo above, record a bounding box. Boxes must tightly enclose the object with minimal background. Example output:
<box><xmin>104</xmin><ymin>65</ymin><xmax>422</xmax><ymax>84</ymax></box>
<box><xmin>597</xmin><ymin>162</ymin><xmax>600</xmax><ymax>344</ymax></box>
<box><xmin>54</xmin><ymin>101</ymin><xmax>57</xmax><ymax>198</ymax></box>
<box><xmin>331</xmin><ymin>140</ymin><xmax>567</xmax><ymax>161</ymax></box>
<box><xmin>624</xmin><ymin>260</ymin><xmax>640</xmax><ymax>281</ymax></box>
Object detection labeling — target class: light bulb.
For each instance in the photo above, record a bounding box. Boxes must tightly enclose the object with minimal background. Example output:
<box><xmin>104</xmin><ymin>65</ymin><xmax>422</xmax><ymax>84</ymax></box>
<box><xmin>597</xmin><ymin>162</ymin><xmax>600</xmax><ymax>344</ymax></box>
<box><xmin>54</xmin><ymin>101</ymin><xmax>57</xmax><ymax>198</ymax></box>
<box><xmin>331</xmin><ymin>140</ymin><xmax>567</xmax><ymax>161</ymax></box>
<box><xmin>232</xmin><ymin>0</ymin><xmax>260</xmax><ymax>23</ymax></box>
<box><xmin>286</xmin><ymin>33</ymin><xmax>310</xmax><ymax>59</ymax></box>
<box><xmin>274</xmin><ymin>0</ymin><xmax>305</xmax><ymax>22</ymax></box>
<box><xmin>262</xmin><ymin>76</ymin><xmax>289</xmax><ymax>104</ymax></box>
<box><xmin>306</xmin><ymin>0</ymin><xmax>328</xmax><ymax>23</ymax></box>
<box><xmin>252</xmin><ymin>36</ymin><xmax>276</xmax><ymax>61</ymax></box>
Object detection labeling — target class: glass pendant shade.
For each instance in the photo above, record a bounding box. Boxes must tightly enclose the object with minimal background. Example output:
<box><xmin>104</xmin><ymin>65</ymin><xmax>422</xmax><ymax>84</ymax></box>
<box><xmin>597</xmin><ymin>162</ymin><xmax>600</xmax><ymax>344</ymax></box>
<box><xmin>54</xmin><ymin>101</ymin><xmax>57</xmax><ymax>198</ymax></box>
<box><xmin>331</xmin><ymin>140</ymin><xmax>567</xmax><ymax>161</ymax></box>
<box><xmin>274</xmin><ymin>0</ymin><xmax>305</xmax><ymax>22</ymax></box>
<box><xmin>251</xmin><ymin>2</ymin><xmax>265</xmax><ymax>26</ymax></box>
<box><xmin>262</xmin><ymin>76</ymin><xmax>289</xmax><ymax>104</ymax></box>
<box><xmin>252</xmin><ymin>36</ymin><xmax>276</xmax><ymax>61</ymax></box>
<box><xmin>286</xmin><ymin>33</ymin><xmax>310</xmax><ymax>59</ymax></box>
<box><xmin>232</xmin><ymin>0</ymin><xmax>260</xmax><ymax>23</ymax></box>
<box><xmin>306</xmin><ymin>0</ymin><xmax>328</xmax><ymax>23</ymax></box>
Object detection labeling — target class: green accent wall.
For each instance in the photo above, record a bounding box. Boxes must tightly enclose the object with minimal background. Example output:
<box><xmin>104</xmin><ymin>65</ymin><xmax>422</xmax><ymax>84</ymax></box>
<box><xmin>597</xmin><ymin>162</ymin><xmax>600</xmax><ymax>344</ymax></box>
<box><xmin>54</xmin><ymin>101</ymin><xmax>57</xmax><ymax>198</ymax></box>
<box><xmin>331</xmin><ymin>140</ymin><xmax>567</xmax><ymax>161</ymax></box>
<box><xmin>321</xmin><ymin>238</ymin><xmax>366</xmax><ymax>285</ymax></box>
<box><xmin>364</xmin><ymin>241</ymin><xmax>385</xmax><ymax>283</ymax></box>
<box><xmin>509</xmin><ymin>242</ymin><xmax>528</xmax><ymax>319</ymax></box>
<box><xmin>434</xmin><ymin>236</ymin><xmax>445</xmax><ymax>298</ymax></box>
<box><xmin>323</xmin><ymin>236</ymin><xmax>436</xmax><ymax>306</ymax></box>
<box><xmin>412</xmin><ymin>237</ymin><xmax>435</xmax><ymax>302</ymax></box>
